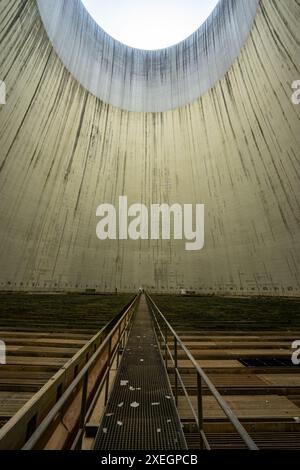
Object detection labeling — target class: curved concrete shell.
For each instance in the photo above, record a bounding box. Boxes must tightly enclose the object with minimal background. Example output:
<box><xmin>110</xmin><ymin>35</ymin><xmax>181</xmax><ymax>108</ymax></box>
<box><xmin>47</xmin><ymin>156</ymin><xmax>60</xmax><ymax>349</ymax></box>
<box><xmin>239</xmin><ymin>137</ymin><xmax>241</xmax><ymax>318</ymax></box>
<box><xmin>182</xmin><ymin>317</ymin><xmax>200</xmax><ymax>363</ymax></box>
<box><xmin>37</xmin><ymin>0</ymin><xmax>259</xmax><ymax>112</ymax></box>
<box><xmin>0</xmin><ymin>0</ymin><xmax>299</xmax><ymax>295</ymax></box>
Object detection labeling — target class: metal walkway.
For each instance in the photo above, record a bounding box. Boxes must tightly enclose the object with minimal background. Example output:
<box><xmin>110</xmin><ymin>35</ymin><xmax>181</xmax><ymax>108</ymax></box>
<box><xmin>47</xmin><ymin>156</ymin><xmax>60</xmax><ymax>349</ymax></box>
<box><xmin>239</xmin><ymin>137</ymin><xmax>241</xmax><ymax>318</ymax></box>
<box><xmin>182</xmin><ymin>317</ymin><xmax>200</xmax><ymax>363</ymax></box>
<box><xmin>94</xmin><ymin>295</ymin><xmax>187</xmax><ymax>450</ymax></box>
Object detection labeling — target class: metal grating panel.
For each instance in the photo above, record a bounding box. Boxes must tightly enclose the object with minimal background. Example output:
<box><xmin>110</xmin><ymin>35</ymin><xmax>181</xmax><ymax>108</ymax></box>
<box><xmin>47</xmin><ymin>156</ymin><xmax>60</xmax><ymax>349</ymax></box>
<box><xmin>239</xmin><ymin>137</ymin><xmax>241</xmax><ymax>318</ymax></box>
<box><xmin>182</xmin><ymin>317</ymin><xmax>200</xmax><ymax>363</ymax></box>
<box><xmin>94</xmin><ymin>296</ymin><xmax>187</xmax><ymax>450</ymax></box>
<box><xmin>185</xmin><ymin>432</ymin><xmax>300</xmax><ymax>450</ymax></box>
<box><xmin>239</xmin><ymin>358</ymin><xmax>298</xmax><ymax>368</ymax></box>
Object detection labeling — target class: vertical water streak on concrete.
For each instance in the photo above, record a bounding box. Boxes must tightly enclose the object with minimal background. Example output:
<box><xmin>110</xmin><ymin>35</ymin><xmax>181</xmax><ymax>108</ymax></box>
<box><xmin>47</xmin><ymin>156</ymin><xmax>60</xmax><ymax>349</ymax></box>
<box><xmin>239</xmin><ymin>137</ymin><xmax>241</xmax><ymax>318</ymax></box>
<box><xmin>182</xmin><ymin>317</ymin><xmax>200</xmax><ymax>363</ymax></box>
<box><xmin>0</xmin><ymin>0</ymin><xmax>299</xmax><ymax>295</ymax></box>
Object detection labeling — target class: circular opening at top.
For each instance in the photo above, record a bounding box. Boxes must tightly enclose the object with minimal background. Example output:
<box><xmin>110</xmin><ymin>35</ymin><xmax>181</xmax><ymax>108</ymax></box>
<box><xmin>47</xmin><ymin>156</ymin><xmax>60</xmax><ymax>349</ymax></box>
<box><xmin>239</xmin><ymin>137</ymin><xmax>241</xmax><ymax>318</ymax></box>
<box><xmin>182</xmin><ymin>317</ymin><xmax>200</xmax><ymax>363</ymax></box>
<box><xmin>81</xmin><ymin>0</ymin><xmax>220</xmax><ymax>50</ymax></box>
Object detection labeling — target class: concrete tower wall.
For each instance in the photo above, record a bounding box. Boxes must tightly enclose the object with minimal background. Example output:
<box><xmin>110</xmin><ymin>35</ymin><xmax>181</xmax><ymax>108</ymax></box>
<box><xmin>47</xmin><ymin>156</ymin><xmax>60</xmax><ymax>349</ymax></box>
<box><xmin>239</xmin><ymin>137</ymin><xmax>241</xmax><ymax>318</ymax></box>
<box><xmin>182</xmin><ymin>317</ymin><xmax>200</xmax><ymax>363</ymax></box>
<box><xmin>0</xmin><ymin>0</ymin><xmax>299</xmax><ymax>295</ymax></box>
<box><xmin>37</xmin><ymin>0</ymin><xmax>260</xmax><ymax>112</ymax></box>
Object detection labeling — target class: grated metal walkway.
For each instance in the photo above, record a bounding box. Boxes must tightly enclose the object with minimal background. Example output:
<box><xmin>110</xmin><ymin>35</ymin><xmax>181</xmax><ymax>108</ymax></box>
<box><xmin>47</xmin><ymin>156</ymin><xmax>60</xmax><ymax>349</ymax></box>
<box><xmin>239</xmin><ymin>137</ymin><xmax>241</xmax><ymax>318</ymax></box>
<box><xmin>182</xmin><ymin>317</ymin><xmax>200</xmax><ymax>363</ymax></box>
<box><xmin>94</xmin><ymin>295</ymin><xmax>187</xmax><ymax>450</ymax></box>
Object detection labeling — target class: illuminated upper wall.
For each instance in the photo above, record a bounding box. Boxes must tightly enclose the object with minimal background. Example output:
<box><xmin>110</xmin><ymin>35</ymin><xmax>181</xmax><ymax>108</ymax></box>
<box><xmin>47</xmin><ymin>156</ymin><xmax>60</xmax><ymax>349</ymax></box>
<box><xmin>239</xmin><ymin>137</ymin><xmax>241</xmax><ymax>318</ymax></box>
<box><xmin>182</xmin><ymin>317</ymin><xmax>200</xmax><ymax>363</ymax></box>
<box><xmin>37</xmin><ymin>0</ymin><xmax>258</xmax><ymax>112</ymax></box>
<box><xmin>0</xmin><ymin>0</ymin><xmax>299</xmax><ymax>295</ymax></box>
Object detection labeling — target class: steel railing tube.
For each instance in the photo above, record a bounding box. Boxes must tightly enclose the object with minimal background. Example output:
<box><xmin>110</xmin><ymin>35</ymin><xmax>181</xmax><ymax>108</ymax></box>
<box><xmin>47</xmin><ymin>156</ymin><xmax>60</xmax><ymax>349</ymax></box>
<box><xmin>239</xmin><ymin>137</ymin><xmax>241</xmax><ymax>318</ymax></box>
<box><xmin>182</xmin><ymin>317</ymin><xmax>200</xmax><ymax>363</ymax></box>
<box><xmin>22</xmin><ymin>294</ymin><xmax>139</xmax><ymax>450</ymax></box>
<box><xmin>146</xmin><ymin>293</ymin><xmax>258</xmax><ymax>451</ymax></box>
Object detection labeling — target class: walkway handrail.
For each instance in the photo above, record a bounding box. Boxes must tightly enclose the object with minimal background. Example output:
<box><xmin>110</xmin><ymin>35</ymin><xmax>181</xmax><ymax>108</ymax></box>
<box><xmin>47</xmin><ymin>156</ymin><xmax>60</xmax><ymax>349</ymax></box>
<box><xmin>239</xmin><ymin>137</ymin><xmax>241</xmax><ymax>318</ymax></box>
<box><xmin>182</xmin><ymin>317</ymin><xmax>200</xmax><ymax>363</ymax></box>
<box><xmin>146</xmin><ymin>293</ymin><xmax>258</xmax><ymax>450</ymax></box>
<box><xmin>22</xmin><ymin>294</ymin><xmax>140</xmax><ymax>450</ymax></box>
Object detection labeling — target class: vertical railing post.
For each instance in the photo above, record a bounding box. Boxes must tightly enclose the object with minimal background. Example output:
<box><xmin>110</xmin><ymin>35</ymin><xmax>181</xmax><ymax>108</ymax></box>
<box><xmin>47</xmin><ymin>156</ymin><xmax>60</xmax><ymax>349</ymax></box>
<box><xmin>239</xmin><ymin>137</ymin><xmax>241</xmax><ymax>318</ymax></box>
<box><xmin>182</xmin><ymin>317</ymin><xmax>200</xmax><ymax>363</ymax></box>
<box><xmin>125</xmin><ymin>307</ymin><xmax>131</xmax><ymax>342</ymax></box>
<box><xmin>159</xmin><ymin>316</ymin><xmax>162</xmax><ymax>350</ymax></box>
<box><xmin>77</xmin><ymin>371</ymin><xmax>88</xmax><ymax>449</ymax></box>
<box><xmin>121</xmin><ymin>325</ymin><xmax>125</xmax><ymax>351</ymax></box>
<box><xmin>154</xmin><ymin>310</ymin><xmax>160</xmax><ymax>350</ymax></box>
<box><xmin>116</xmin><ymin>324</ymin><xmax>121</xmax><ymax>368</ymax></box>
<box><xmin>165</xmin><ymin>324</ymin><xmax>168</xmax><ymax>370</ymax></box>
<box><xmin>197</xmin><ymin>372</ymin><xmax>204</xmax><ymax>450</ymax></box>
<box><xmin>104</xmin><ymin>337</ymin><xmax>112</xmax><ymax>405</ymax></box>
<box><xmin>174</xmin><ymin>336</ymin><xmax>178</xmax><ymax>406</ymax></box>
